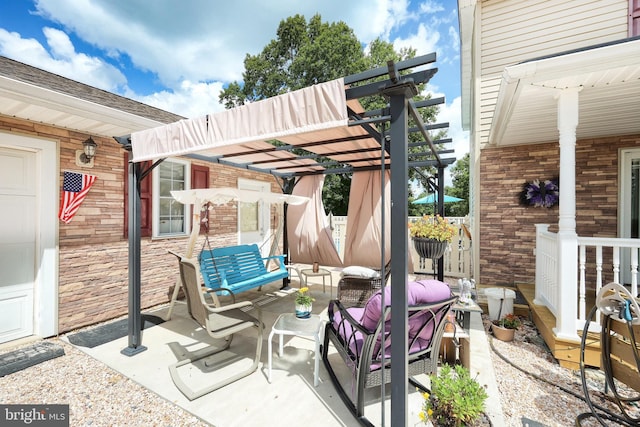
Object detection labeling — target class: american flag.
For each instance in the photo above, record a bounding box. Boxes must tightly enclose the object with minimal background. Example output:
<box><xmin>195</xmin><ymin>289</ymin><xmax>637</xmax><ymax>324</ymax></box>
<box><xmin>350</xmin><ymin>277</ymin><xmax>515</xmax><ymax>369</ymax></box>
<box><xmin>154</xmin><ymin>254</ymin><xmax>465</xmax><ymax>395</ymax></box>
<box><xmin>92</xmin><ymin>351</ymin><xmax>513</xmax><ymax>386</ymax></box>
<box><xmin>58</xmin><ymin>171</ymin><xmax>97</xmax><ymax>223</ymax></box>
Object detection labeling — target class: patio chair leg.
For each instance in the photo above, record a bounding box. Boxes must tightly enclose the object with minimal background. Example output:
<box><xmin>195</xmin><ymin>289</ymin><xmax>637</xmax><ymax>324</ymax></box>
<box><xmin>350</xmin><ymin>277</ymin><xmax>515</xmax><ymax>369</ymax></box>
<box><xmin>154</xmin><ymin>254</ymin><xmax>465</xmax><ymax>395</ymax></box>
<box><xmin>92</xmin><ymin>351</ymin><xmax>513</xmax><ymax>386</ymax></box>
<box><xmin>321</xmin><ymin>327</ymin><xmax>374</xmax><ymax>427</ymax></box>
<box><xmin>169</xmin><ymin>324</ymin><xmax>263</xmax><ymax>401</ymax></box>
<box><xmin>165</xmin><ymin>276</ymin><xmax>182</xmax><ymax>321</ymax></box>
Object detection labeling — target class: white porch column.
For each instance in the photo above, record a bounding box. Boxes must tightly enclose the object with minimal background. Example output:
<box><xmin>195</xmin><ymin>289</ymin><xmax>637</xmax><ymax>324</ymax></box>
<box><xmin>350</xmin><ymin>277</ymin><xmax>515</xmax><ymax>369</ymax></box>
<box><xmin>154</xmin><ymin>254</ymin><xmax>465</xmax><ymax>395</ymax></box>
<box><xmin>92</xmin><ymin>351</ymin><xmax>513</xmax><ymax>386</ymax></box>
<box><xmin>555</xmin><ymin>88</ymin><xmax>580</xmax><ymax>341</ymax></box>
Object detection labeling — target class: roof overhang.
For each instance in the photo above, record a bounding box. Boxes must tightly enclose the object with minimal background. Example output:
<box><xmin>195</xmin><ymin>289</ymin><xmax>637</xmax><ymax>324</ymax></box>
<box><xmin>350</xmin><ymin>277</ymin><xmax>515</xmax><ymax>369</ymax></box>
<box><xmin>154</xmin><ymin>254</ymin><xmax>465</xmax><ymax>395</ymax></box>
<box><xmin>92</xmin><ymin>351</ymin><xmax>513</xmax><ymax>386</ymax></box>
<box><xmin>489</xmin><ymin>37</ymin><xmax>640</xmax><ymax>147</ymax></box>
<box><xmin>0</xmin><ymin>75</ymin><xmax>167</xmax><ymax>137</ymax></box>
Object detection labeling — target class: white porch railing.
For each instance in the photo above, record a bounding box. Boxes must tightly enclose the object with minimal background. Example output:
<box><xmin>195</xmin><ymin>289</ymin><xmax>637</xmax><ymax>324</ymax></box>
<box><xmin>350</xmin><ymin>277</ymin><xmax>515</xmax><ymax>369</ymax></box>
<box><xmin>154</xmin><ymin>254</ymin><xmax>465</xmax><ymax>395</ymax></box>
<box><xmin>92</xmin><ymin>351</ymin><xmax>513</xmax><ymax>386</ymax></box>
<box><xmin>534</xmin><ymin>224</ymin><xmax>559</xmax><ymax>313</ymax></box>
<box><xmin>535</xmin><ymin>224</ymin><xmax>640</xmax><ymax>336</ymax></box>
<box><xmin>330</xmin><ymin>216</ymin><xmax>472</xmax><ymax>278</ymax></box>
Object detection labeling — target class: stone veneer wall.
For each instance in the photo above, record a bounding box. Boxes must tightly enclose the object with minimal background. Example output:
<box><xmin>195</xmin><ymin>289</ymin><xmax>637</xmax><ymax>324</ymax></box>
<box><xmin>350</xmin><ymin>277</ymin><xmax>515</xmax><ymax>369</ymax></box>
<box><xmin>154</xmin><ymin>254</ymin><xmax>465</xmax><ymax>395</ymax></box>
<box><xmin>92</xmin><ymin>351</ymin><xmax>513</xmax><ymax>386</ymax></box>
<box><xmin>0</xmin><ymin>115</ymin><xmax>281</xmax><ymax>333</ymax></box>
<box><xmin>479</xmin><ymin>134</ymin><xmax>640</xmax><ymax>286</ymax></box>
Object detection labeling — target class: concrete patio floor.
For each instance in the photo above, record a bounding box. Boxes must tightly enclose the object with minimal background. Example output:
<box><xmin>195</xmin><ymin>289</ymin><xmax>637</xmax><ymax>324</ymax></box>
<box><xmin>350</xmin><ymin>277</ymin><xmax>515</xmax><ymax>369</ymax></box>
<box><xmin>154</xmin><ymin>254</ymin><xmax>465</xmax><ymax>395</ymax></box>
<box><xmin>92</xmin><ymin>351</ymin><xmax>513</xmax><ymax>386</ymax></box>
<box><xmin>62</xmin><ymin>271</ymin><xmax>505</xmax><ymax>426</ymax></box>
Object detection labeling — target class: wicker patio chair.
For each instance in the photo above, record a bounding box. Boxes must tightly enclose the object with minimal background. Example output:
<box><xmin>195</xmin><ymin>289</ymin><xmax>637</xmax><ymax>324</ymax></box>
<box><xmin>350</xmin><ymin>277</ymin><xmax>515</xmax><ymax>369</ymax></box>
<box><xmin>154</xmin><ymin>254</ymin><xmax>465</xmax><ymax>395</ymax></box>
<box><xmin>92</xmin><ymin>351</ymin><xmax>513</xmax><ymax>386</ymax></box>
<box><xmin>337</xmin><ymin>262</ymin><xmax>391</xmax><ymax>308</ymax></box>
<box><xmin>322</xmin><ymin>279</ymin><xmax>456</xmax><ymax>423</ymax></box>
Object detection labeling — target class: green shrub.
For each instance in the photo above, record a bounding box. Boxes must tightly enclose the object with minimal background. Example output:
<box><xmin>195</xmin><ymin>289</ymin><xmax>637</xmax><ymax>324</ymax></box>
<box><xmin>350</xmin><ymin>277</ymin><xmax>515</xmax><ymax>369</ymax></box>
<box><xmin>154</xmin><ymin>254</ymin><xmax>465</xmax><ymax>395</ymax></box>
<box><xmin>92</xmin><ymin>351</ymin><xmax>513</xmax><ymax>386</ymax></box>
<box><xmin>420</xmin><ymin>364</ymin><xmax>488</xmax><ymax>426</ymax></box>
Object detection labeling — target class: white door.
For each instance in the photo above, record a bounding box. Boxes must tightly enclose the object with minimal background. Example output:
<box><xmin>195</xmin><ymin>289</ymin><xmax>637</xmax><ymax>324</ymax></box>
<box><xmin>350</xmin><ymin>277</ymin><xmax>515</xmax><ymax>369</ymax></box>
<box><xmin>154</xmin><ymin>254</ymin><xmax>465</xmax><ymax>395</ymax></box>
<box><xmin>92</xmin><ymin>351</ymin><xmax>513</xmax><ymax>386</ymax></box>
<box><xmin>619</xmin><ymin>148</ymin><xmax>640</xmax><ymax>284</ymax></box>
<box><xmin>238</xmin><ymin>179</ymin><xmax>271</xmax><ymax>256</ymax></box>
<box><xmin>0</xmin><ymin>146</ymin><xmax>36</xmax><ymax>342</ymax></box>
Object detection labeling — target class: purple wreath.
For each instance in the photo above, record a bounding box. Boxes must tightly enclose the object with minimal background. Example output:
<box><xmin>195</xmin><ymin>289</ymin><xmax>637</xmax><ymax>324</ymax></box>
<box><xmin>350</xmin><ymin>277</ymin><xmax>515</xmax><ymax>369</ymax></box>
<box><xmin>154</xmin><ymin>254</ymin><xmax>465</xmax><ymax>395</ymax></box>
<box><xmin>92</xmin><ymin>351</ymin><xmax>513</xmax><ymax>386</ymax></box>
<box><xmin>520</xmin><ymin>178</ymin><xmax>559</xmax><ymax>208</ymax></box>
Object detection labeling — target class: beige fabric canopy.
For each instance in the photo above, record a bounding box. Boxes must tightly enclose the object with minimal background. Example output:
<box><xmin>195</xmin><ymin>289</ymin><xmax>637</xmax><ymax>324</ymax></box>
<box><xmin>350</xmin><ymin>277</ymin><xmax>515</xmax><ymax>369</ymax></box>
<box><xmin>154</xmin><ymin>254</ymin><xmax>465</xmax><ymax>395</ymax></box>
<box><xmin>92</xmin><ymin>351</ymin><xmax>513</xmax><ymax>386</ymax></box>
<box><xmin>132</xmin><ymin>79</ymin><xmax>348</xmax><ymax>167</ymax></box>
<box><xmin>286</xmin><ymin>175</ymin><xmax>342</xmax><ymax>267</ymax></box>
<box><xmin>343</xmin><ymin>170</ymin><xmax>391</xmax><ymax>268</ymax></box>
<box><xmin>130</xmin><ymin>78</ymin><xmax>391</xmax><ymax>176</ymax></box>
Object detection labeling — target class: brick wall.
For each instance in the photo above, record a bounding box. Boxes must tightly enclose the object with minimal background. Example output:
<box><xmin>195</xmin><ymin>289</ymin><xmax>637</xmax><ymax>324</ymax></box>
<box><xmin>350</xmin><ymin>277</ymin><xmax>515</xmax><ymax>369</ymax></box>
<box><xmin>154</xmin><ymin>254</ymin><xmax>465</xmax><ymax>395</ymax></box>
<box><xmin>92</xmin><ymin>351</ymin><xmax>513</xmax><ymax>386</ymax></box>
<box><xmin>479</xmin><ymin>134</ymin><xmax>640</xmax><ymax>286</ymax></box>
<box><xmin>1</xmin><ymin>115</ymin><xmax>281</xmax><ymax>333</ymax></box>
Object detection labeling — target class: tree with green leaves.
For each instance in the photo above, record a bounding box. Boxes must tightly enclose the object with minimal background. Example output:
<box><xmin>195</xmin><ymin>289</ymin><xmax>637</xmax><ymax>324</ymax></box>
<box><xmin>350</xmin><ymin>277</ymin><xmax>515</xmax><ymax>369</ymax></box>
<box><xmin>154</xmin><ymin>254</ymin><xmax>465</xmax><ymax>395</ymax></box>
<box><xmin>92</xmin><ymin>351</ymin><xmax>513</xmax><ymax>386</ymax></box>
<box><xmin>446</xmin><ymin>152</ymin><xmax>469</xmax><ymax>217</ymax></box>
<box><xmin>220</xmin><ymin>14</ymin><xmax>365</xmax><ymax>107</ymax></box>
<box><xmin>219</xmin><ymin>14</ymin><xmax>446</xmax><ymax>215</ymax></box>
<box><xmin>410</xmin><ymin>153</ymin><xmax>469</xmax><ymax>217</ymax></box>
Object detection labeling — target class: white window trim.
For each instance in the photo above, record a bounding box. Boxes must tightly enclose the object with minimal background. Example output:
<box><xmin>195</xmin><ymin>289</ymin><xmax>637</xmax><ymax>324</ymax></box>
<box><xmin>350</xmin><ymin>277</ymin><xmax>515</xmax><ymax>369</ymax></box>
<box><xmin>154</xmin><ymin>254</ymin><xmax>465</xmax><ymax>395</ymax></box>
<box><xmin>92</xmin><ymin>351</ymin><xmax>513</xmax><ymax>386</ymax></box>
<box><xmin>152</xmin><ymin>158</ymin><xmax>191</xmax><ymax>238</ymax></box>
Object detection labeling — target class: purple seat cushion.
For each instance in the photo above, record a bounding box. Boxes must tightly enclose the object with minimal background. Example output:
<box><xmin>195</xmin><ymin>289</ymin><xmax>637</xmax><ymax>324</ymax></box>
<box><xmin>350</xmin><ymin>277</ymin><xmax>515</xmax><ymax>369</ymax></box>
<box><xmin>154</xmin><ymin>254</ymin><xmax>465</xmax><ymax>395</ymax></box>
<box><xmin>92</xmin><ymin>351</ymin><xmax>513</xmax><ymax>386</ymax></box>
<box><xmin>360</xmin><ymin>280</ymin><xmax>451</xmax><ymax>331</ymax></box>
<box><xmin>332</xmin><ymin>280</ymin><xmax>452</xmax><ymax>364</ymax></box>
<box><xmin>331</xmin><ymin>307</ymin><xmax>366</xmax><ymax>357</ymax></box>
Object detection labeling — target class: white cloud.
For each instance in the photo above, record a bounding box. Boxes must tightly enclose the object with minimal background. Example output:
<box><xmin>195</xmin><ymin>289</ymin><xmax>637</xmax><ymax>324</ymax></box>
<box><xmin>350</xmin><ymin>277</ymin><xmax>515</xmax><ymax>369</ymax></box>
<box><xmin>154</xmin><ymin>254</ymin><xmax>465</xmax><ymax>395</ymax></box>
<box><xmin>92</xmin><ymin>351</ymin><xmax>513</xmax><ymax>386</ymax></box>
<box><xmin>437</xmin><ymin>96</ymin><xmax>469</xmax><ymax>160</ymax></box>
<box><xmin>436</xmin><ymin>95</ymin><xmax>469</xmax><ymax>187</ymax></box>
<box><xmin>419</xmin><ymin>0</ymin><xmax>445</xmax><ymax>14</ymax></box>
<box><xmin>129</xmin><ymin>80</ymin><xmax>226</xmax><ymax>119</ymax></box>
<box><xmin>2</xmin><ymin>0</ymin><xmax>462</xmax><ymax>119</ymax></box>
<box><xmin>392</xmin><ymin>22</ymin><xmax>440</xmax><ymax>57</ymax></box>
<box><xmin>421</xmin><ymin>81</ymin><xmax>469</xmax><ymax>186</ymax></box>
<box><xmin>0</xmin><ymin>27</ymin><xmax>127</xmax><ymax>92</ymax></box>
<box><xmin>31</xmin><ymin>0</ymin><xmax>415</xmax><ymax>89</ymax></box>
<box><xmin>0</xmin><ymin>28</ymin><xmax>50</xmax><ymax>62</ymax></box>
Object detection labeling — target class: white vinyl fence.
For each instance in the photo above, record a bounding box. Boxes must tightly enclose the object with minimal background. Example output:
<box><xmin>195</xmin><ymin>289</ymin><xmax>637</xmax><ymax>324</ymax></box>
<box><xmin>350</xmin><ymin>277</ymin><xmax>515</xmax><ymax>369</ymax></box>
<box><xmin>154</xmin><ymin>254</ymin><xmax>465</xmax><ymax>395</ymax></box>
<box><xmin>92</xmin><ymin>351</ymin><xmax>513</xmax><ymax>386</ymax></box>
<box><xmin>330</xmin><ymin>216</ymin><xmax>472</xmax><ymax>278</ymax></box>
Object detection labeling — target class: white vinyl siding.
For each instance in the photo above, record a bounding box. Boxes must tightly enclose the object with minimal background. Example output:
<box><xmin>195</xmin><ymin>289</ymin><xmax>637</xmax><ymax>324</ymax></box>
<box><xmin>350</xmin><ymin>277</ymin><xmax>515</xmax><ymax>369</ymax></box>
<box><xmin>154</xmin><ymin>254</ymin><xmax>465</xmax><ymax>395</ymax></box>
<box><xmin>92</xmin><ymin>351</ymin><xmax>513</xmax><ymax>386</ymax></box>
<box><xmin>477</xmin><ymin>0</ymin><xmax>629</xmax><ymax>145</ymax></box>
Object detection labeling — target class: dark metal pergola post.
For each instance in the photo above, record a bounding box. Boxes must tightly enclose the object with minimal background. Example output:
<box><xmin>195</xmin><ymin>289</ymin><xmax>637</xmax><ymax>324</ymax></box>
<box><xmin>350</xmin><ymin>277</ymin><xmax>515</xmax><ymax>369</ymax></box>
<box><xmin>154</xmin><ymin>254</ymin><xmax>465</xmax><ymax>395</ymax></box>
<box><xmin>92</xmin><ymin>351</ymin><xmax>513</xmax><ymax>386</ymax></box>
<box><xmin>121</xmin><ymin>151</ymin><xmax>147</xmax><ymax>356</ymax></box>
<box><xmin>388</xmin><ymin>84</ymin><xmax>412</xmax><ymax>427</ymax></box>
<box><xmin>436</xmin><ymin>165</ymin><xmax>446</xmax><ymax>282</ymax></box>
<box><xmin>280</xmin><ymin>177</ymin><xmax>296</xmax><ymax>290</ymax></box>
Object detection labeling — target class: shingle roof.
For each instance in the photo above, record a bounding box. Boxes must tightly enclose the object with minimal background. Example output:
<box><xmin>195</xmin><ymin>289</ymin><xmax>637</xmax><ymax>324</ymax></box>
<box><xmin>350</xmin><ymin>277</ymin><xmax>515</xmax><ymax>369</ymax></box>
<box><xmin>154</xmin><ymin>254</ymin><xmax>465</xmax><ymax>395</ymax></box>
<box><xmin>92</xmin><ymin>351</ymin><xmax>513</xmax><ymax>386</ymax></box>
<box><xmin>0</xmin><ymin>55</ymin><xmax>184</xmax><ymax>124</ymax></box>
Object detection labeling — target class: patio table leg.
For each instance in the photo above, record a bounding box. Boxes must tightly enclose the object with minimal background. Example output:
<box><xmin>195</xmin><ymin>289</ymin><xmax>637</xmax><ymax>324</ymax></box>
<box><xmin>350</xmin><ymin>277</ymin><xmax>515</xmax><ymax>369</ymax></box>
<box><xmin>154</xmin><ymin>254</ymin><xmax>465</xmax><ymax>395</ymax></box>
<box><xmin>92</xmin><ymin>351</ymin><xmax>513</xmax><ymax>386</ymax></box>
<box><xmin>267</xmin><ymin>328</ymin><xmax>276</xmax><ymax>382</ymax></box>
<box><xmin>313</xmin><ymin>329</ymin><xmax>322</xmax><ymax>386</ymax></box>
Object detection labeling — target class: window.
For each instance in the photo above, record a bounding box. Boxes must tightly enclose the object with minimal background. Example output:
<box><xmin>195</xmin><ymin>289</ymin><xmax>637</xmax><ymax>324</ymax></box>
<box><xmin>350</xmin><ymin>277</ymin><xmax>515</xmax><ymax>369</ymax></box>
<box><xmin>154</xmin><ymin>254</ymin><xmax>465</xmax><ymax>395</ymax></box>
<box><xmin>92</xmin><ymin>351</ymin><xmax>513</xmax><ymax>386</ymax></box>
<box><xmin>124</xmin><ymin>158</ymin><xmax>209</xmax><ymax>239</ymax></box>
<box><xmin>153</xmin><ymin>159</ymin><xmax>190</xmax><ymax>237</ymax></box>
<box><xmin>631</xmin><ymin>0</ymin><xmax>640</xmax><ymax>37</ymax></box>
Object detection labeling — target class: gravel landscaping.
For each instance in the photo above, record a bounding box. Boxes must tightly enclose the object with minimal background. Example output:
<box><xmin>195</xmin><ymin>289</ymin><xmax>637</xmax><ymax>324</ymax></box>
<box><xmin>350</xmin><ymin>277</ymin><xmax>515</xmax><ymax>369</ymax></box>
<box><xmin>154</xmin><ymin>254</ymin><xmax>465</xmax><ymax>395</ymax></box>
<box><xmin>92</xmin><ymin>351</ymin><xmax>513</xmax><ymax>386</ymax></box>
<box><xmin>1</xmin><ymin>310</ymin><xmax>638</xmax><ymax>426</ymax></box>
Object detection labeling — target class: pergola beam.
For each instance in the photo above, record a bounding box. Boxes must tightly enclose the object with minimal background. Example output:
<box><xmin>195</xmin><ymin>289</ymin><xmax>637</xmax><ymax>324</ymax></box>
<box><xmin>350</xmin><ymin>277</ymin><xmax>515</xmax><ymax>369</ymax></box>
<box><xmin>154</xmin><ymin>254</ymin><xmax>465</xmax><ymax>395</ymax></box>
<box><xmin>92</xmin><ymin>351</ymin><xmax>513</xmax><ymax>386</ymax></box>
<box><xmin>343</xmin><ymin>52</ymin><xmax>436</xmax><ymax>85</ymax></box>
<box><xmin>345</xmin><ymin>68</ymin><xmax>436</xmax><ymax>100</ymax></box>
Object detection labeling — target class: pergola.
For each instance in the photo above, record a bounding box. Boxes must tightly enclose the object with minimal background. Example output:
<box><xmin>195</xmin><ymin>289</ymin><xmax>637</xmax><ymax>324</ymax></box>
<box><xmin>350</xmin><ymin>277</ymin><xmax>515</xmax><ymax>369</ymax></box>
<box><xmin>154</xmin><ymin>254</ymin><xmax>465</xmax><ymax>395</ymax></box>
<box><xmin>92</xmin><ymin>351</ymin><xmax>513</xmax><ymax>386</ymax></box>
<box><xmin>116</xmin><ymin>52</ymin><xmax>457</xmax><ymax>425</ymax></box>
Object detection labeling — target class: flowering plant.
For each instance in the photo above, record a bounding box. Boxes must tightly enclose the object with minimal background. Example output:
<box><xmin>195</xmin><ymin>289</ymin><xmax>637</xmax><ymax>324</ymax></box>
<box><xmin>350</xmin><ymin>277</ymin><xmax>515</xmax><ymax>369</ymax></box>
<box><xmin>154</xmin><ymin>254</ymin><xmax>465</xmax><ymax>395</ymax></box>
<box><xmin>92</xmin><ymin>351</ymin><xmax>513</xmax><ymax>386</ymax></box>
<box><xmin>295</xmin><ymin>287</ymin><xmax>315</xmax><ymax>306</ymax></box>
<box><xmin>408</xmin><ymin>215</ymin><xmax>457</xmax><ymax>242</ymax></box>
<box><xmin>520</xmin><ymin>178</ymin><xmax>559</xmax><ymax>208</ymax></box>
<box><xmin>494</xmin><ymin>313</ymin><xmax>521</xmax><ymax>329</ymax></box>
<box><xmin>419</xmin><ymin>364</ymin><xmax>488</xmax><ymax>426</ymax></box>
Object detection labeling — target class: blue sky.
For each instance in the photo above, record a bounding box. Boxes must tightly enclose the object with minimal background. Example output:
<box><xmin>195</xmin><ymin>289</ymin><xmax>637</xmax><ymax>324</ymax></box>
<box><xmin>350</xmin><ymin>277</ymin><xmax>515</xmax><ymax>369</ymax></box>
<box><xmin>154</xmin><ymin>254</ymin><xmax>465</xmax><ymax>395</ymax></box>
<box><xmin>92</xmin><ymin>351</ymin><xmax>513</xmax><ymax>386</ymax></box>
<box><xmin>0</xmin><ymin>0</ymin><xmax>468</xmax><ymax>164</ymax></box>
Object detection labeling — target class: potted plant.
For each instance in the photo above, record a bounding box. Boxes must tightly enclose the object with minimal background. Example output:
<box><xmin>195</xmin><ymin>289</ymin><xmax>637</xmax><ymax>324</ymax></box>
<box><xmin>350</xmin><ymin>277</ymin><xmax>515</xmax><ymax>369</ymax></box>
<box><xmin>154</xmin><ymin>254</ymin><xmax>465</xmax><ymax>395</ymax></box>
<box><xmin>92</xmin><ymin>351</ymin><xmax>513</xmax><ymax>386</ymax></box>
<box><xmin>491</xmin><ymin>313</ymin><xmax>521</xmax><ymax>342</ymax></box>
<box><xmin>295</xmin><ymin>287</ymin><xmax>315</xmax><ymax>319</ymax></box>
<box><xmin>409</xmin><ymin>215</ymin><xmax>457</xmax><ymax>259</ymax></box>
<box><xmin>419</xmin><ymin>363</ymin><xmax>488</xmax><ymax>426</ymax></box>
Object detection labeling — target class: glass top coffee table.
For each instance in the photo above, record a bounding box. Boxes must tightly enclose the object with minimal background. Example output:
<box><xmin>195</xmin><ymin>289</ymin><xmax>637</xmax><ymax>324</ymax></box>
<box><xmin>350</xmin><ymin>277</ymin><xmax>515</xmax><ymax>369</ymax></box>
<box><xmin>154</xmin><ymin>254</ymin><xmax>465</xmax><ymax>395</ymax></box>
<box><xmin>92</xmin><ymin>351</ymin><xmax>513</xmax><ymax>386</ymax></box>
<box><xmin>267</xmin><ymin>312</ymin><xmax>324</xmax><ymax>387</ymax></box>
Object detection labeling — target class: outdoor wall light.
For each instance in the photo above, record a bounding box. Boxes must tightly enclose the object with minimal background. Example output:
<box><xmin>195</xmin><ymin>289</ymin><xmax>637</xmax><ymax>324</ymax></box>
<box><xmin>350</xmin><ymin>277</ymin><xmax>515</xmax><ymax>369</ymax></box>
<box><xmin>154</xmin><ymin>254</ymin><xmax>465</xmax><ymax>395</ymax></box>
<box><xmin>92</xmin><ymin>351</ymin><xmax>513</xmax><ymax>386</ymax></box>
<box><xmin>80</xmin><ymin>137</ymin><xmax>97</xmax><ymax>163</ymax></box>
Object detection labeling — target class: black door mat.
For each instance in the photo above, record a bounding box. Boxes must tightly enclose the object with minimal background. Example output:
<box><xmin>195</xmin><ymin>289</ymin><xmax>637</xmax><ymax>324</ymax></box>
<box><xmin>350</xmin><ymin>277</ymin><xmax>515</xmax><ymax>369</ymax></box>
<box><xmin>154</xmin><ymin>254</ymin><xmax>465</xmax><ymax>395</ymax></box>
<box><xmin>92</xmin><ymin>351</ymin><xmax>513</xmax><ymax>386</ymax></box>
<box><xmin>66</xmin><ymin>314</ymin><xmax>165</xmax><ymax>348</ymax></box>
<box><xmin>0</xmin><ymin>341</ymin><xmax>65</xmax><ymax>377</ymax></box>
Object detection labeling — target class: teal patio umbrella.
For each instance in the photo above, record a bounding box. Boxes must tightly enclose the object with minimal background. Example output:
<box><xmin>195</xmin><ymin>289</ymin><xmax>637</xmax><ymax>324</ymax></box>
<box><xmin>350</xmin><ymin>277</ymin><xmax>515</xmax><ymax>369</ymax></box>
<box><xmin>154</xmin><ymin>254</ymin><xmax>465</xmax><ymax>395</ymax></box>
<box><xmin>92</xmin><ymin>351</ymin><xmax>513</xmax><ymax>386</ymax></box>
<box><xmin>413</xmin><ymin>193</ymin><xmax>463</xmax><ymax>204</ymax></box>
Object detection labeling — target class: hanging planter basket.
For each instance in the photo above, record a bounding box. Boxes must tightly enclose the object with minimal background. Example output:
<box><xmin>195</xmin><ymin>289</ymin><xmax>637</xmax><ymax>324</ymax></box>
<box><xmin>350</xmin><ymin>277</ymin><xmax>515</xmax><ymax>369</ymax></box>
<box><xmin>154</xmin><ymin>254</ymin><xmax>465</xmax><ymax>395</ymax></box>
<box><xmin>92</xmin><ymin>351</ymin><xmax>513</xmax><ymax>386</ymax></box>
<box><xmin>412</xmin><ymin>237</ymin><xmax>448</xmax><ymax>259</ymax></box>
